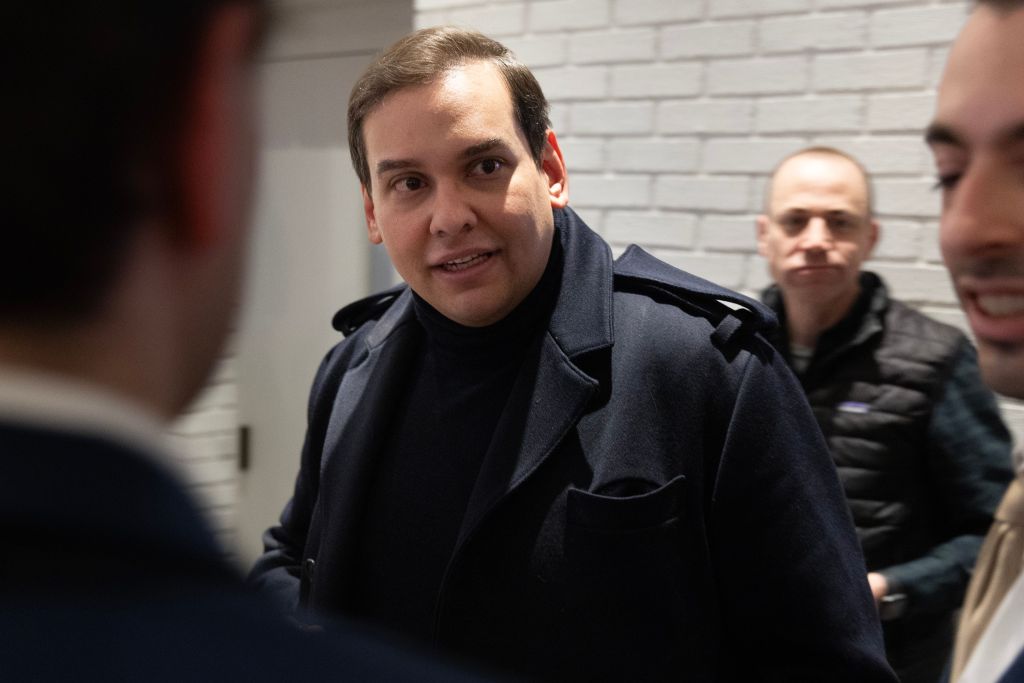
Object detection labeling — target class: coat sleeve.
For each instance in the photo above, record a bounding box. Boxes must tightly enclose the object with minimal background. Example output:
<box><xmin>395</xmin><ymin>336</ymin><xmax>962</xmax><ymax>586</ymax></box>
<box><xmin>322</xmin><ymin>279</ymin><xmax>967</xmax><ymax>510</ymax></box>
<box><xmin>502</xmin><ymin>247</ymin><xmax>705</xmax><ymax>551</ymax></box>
<box><xmin>246</xmin><ymin>346</ymin><xmax>343</xmax><ymax>614</ymax></box>
<box><xmin>879</xmin><ymin>339</ymin><xmax>1014</xmax><ymax>618</ymax></box>
<box><xmin>709</xmin><ymin>340</ymin><xmax>898</xmax><ymax>682</ymax></box>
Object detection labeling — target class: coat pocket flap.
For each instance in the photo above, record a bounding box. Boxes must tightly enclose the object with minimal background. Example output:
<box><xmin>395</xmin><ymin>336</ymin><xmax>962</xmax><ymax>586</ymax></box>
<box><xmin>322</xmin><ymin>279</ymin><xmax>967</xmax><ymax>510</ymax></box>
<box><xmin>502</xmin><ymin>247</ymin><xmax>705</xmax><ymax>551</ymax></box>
<box><xmin>567</xmin><ymin>475</ymin><xmax>686</xmax><ymax>531</ymax></box>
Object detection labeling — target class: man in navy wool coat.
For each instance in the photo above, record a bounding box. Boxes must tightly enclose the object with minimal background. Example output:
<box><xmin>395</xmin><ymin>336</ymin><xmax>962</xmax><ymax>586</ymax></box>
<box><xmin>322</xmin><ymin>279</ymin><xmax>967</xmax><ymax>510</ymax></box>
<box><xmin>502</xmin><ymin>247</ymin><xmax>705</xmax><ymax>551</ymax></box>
<box><xmin>250</xmin><ymin>24</ymin><xmax>897</xmax><ymax>683</ymax></box>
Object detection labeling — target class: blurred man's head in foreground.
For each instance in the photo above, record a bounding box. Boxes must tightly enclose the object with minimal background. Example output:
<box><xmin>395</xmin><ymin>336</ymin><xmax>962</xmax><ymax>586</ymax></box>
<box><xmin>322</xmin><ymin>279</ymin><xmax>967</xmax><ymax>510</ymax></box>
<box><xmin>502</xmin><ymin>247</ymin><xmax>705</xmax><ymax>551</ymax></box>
<box><xmin>0</xmin><ymin>1</ymin><xmax>266</xmax><ymax>416</ymax></box>
<box><xmin>930</xmin><ymin>0</ymin><xmax>1024</xmax><ymax>397</ymax></box>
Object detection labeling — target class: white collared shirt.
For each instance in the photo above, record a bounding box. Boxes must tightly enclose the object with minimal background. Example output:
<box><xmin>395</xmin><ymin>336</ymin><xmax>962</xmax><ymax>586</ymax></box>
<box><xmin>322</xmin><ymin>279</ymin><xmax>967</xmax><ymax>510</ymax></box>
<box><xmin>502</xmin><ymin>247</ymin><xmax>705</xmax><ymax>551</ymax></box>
<box><xmin>0</xmin><ymin>364</ymin><xmax>191</xmax><ymax>486</ymax></box>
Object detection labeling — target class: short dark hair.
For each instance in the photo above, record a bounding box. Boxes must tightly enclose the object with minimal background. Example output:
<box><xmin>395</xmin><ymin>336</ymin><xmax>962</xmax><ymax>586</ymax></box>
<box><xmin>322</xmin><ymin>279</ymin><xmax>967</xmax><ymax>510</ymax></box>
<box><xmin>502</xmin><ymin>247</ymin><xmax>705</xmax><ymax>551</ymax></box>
<box><xmin>1</xmin><ymin>1</ymin><xmax>265</xmax><ymax>326</ymax></box>
<box><xmin>764</xmin><ymin>146</ymin><xmax>875</xmax><ymax>217</ymax></box>
<box><xmin>348</xmin><ymin>26</ymin><xmax>551</xmax><ymax>192</ymax></box>
<box><xmin>976</xmin><ymin>0</ymin><xmax>1024</xmax><ymax>11</ymax></box>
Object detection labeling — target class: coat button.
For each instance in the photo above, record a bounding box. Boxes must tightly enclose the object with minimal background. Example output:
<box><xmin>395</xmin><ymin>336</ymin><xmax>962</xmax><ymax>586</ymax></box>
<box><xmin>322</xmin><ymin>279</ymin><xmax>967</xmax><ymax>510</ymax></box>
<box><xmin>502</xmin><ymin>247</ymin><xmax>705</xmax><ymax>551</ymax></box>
<box><xmin>303</xmin><ymin>558</ymin><xmax>316</xmax><ymax>578</ymax></box>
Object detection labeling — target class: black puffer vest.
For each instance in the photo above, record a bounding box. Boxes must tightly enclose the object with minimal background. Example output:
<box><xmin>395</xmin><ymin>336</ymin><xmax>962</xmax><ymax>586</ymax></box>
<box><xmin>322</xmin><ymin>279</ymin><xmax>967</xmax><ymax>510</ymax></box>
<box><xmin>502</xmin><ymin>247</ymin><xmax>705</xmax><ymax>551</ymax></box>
<box><xmin>763</xmin><ymin>272</ymin><xmax>965</xmax><ymax>571</ymax></box>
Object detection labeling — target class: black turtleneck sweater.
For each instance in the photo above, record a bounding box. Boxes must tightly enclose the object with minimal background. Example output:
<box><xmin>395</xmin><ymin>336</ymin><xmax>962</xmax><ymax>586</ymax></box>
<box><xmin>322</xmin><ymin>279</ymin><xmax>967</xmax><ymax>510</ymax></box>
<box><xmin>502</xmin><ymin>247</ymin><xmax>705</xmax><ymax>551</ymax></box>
<box><xmin>350</xmin><ymin>233</ymin><xmax>563</xmax><ymax>642</ymax></box>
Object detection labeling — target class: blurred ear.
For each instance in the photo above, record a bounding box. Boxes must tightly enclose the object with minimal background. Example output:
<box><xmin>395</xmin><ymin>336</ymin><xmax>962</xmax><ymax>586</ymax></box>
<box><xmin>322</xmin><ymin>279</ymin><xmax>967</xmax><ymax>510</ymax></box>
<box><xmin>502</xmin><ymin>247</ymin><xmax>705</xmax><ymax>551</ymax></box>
<box><xmin>866</xmin><ymin>218</ymin><xmax>880</xmax><ymax>257</ymax></box>
<box><xmin>755</xmin><ymin>215</ymin><xmax>770</xmax><ymax>257</ymax></box>
<box><xmin>542</xmin><ymin>130</ymin><xmax>569</xmax><ymax>209</ymax></box>
<box><xmin>363</xmin><ymin>185</ymin><xmax>382</xmax><ymax>244</ymax></box>
<box><xmin>176</xmin><ymin>3</ymin><xmax>261</xmax><ymax>249</ymax></box>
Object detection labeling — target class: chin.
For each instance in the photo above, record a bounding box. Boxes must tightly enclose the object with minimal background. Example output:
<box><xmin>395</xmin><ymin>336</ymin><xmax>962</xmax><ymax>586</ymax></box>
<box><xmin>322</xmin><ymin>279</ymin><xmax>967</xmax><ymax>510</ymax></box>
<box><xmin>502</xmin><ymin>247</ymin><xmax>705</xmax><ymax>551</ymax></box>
<box><xmin>978</xmin><ymin>341</ymin><xmax>1024</xmax><ymax>399</ymax></box>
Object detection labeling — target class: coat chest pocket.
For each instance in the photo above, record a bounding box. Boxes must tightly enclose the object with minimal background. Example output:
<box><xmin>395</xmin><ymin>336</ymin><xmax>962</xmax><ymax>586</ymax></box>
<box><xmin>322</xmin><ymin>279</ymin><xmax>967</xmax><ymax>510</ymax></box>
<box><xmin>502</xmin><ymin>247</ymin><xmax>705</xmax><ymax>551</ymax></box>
<box><xmin>567</xmin><ymin>474</ymin><xmax>686</xmax><ymax>531</ymax></box>
<box><xmin>564</xmin><ymin>475</ymin><xmax>687</xmax><ymax>580</ymax></box>
<box><xmin>563</xmin><ymin>475</ymin><xmax>691</xmax><ymax>664</ymax></box>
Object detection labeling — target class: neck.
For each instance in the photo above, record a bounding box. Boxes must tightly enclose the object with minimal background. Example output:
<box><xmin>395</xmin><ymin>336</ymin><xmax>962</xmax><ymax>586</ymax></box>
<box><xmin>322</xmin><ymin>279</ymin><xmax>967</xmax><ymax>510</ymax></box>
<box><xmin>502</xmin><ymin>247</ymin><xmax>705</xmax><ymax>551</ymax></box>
<box><xmin>781</xmin><ymin>285</ymin><xmax>860</xmax><ymax>349</ymax></box>
<box><xmin>0</xmin><ymin>316</ymin><xmax>175</xmax><ymax>423</ymax></box>
<box><xmin>0</xmin><ymin>228</ymin><xmax>195</xmax><ymax>422</ymax></box>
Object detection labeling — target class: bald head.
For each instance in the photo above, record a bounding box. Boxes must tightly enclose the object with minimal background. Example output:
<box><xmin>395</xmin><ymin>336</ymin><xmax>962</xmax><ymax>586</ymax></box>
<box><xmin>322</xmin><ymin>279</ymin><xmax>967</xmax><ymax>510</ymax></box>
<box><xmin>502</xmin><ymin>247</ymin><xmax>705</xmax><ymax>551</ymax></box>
<box><xmin>764</xmin><ymin>147</ymin><xmax>874</xmax><ymax>217</ymax></box>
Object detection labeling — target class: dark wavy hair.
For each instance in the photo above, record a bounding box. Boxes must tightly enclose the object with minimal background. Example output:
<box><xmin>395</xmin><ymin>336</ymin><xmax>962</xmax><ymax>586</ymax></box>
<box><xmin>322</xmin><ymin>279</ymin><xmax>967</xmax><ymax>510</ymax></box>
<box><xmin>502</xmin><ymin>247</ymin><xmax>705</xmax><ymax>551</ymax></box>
<box><xmin>0</xmin><ymin>1</ymin><xmax>265</xmax><ymax>325</ymax></box>
<box><xmin>348</xmin><ymin>26</ymin><xmax>551</xmax><ymax>193</ymax></box>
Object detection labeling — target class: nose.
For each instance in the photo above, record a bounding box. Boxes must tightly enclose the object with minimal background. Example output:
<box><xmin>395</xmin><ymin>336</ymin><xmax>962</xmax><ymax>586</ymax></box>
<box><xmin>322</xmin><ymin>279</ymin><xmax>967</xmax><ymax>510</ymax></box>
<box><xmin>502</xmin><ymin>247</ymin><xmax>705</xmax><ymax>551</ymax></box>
<box><xmin>428</xmin><ymin>180</ymin><xmax>476</xmax><ymax>238</ymax></box>
<box><xmin>940</xmin><ymin>158</ymin><xmax>1024</xmax><ymax>262</ymax></box>
<box><xmin>799</xmin><ymin>217</ymin><xmax>833</xmax><ymax>253</ymax></box>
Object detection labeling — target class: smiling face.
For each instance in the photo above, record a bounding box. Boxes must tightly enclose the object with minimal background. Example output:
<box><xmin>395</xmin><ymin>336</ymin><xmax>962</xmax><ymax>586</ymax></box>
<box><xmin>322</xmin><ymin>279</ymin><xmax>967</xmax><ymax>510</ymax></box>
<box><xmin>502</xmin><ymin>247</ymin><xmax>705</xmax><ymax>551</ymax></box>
<box><xmin>360</xmin><ymin>60</ymin><xmax>568</xmax><ymax>327</ymax></box>
<box><xmin>931</xmin><ymin>5</ymin><xmax>1024</xmax><ymax>398</ymax></box>
<box><xmin>757</xmin><ymin>152</ymin><xmax>878</xmax><ymax>313</ymax></box>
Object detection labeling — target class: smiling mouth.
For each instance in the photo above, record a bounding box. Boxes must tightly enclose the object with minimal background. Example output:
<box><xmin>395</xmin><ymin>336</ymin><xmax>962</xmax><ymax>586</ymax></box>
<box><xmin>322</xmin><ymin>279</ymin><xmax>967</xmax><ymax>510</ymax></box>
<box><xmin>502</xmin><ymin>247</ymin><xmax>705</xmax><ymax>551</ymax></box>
<box><xmin>440</xmin><ymin>252</ymin><xmax>493</xmax><ymax>273</ymax></box>
<box><xmin>976</xmin><ymin>294</ymin><xmax>1024</xmax><ymax>317</ymax></box>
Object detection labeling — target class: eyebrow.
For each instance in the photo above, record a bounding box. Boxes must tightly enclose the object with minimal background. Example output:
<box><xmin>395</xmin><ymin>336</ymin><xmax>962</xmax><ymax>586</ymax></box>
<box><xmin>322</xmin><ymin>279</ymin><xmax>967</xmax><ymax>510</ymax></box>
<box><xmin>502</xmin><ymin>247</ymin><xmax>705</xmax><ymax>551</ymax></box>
<box><xmin>461</xmin><ymin>138</ymin><xmax>509</xmax><ymax>158</ymax></box>
<box><xmin>923</xmin><ymin>123</ymin><xmax>963</xmax><ymax>147</ymax></box>
<box><xmin>374</xmin><ymin>138</ymin><xmax>511</xmax><ymax>178</ymax></box>
<box><xmin>375</xmin><ymin>159</ymin><xmax>415</xmax><ymax>177</ymax></box>
<box><xmin>925</xmin><ymin>121</ymin><xmax>1024</xmax><ymax>147</ymax></box>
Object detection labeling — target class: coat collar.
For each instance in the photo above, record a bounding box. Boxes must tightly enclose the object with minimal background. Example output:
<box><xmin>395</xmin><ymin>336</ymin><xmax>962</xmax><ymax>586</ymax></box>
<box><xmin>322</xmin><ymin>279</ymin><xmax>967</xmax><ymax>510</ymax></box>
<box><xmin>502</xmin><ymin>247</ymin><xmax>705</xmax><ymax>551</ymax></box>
<box><xmin>546</xmin><ymin>207</ymin><xmax>616</xmax><ymax>358</ymax></box>
<box><xmin>762</xmin><ymin>271</ymin><xmax>889</xmax><ymax>371</ymax></box>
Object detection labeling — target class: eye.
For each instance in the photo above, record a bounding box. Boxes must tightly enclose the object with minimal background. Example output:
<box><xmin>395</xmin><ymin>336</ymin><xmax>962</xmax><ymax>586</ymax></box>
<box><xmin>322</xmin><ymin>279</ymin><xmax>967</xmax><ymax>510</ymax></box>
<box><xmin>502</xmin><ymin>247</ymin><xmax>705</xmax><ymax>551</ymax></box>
<box><xmin>392</xmin><ymin>176</ymin><xmax>425</xmax><ymax>193</ymax></box>
<box><xmin>932</xmin><ymin>173</ymin><xmax>962</xmax><ymax>192</ymax></box>
<box><xmin>469</xmin><ymin>158</ymin><xmax>504</xmax><ymax>177</ymax></box>
<box><xmin>827</xmin><ymin>215</ymin><xmax>854</xmax><ymax>231</ymax></box>
<box><xmin>778</xmin><ymin>214</ymin><xmax>807</xmax><ymax>234</ymax></box>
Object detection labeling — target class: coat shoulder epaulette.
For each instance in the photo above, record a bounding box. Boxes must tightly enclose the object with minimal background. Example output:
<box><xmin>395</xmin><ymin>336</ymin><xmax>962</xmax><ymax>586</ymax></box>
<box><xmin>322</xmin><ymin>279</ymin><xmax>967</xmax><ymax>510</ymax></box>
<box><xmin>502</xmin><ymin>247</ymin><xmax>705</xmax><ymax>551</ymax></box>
<box><xmin>613</xmin><ymin>245</ymin><xmax>777</xmax><ymax>348</ymax></box>
<box><xmin>331</xmin><ymin>284</ymin><xmax>407</xmax><ymax>336</ymax></box>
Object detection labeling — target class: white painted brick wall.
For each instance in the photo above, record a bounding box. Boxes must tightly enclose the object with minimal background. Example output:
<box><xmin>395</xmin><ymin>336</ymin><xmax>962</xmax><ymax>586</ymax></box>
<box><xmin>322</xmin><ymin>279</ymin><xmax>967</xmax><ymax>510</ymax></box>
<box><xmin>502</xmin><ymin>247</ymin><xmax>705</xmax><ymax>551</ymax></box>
<box><xmin>869</xmin><ymin>5</ymin><xmax>967</xmax><ymax>47</ymax></box>
<box><xmin>756</xmin><ymin>95</ymin><xmax>862</xmax><ymax>133</ymax></box>
<box><xmin>168</xmin><ymin>354</ymin><xmax>240</xmax><ymax>548</ymax></box>
<box><xmin>607</xmin><ymin>138</ymin><xmax>700</xmax><ymax>172</ymax></box>
<box><xmin>611</xmin><ymin>63</ymin><xmax>703</xmax><ymax>98</ymax></box>
<box><xmin>760</xmin><ymin>13</ymin><xmax>867</xmax><ymax>53</ymax></box>
<box><xmin>710</xmin><ymin>0</ymin><xmax>811</xmax><ymax>18</ymax></box>
<box><xmin>661</xmin><ymin>21</ymin><xmax>756</xmax><ymax>58</ymax></box>
<box><xmin>709</xmin><ymin>56</ymin><xmax>808</xmax><ymax>95</ymax></box>
<box><xmin>409</xmin><ymin>0</ymin><xmax>1024</xmax><ymax>433</ymax></box>
<box><xmin>570</xmin><ymin>28</ymin><xmax>656</xmax><ymax>63</ymax></box>
<box><xmin>812</xmin><ymin>50</ymin><xmax>929</xmax><ymax>91</ymax></box>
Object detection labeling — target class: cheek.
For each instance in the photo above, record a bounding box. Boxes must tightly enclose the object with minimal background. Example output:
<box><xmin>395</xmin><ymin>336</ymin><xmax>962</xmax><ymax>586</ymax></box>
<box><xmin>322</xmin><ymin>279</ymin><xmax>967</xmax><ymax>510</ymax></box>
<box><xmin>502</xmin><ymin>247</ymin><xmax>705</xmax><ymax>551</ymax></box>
<box><xmin>937</xmin><ymin>218</ymin><xmax>962</xmax><ymax>266</ymax></box>
<box><xmin>764</xmin><ymin>237</ymin><xmax>791</xmax><ymax>263</ymax></box>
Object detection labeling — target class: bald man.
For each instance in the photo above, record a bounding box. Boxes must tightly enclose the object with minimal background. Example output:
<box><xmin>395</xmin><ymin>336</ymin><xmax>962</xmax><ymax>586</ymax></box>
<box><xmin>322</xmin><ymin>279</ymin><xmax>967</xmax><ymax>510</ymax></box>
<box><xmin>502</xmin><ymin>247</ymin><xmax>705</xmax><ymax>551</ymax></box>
<box><xmin>757</xmin><ymin>147</ymin><xmax>1013</xmax><ymax>683</ymax></box>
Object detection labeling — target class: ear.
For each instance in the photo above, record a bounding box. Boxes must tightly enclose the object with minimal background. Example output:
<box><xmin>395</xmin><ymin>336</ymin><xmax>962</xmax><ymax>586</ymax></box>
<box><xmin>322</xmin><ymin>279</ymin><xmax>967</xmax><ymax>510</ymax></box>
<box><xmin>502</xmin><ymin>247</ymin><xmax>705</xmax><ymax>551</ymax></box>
<box><xmin>755</xmin><ymin>215</ymin><xmax>770</xmax><ymax>257</ymax></box>
<box><xmin>866</xmin><ymin>218</ymin><xmax>880</xmax><ymax>257</ymax></box>
<box><xmin>362</xmin><ymin>185</ymin><xmax>383</xmax><ymax>244</ymax></box>
<box><xmin>541</xmin><ymin>130</ymin><xmax>569</xmax><ymax>209</ymax></box>
<box><xmin>177</xmin><ymin>3</ymin><xmax>260</xmax><ymax>249</ymax></box>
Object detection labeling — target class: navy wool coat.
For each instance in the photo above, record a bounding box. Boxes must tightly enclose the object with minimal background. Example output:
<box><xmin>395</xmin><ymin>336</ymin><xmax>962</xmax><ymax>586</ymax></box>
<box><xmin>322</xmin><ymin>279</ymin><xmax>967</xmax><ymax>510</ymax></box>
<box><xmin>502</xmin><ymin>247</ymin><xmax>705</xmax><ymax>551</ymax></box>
<box><xmin>250</xmin><ymin>208</ymin><xmax>897</xmax><ymax>682</ymax></box>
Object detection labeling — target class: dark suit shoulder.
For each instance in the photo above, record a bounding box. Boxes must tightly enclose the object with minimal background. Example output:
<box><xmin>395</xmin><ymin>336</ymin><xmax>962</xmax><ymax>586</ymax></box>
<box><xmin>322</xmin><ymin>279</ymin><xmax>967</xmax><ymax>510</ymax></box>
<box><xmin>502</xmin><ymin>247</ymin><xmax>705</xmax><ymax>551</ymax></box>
<box><xmin>613</xmin><ymin>245</ymin><xmax>777</xmax><ymax>351</ymax></box>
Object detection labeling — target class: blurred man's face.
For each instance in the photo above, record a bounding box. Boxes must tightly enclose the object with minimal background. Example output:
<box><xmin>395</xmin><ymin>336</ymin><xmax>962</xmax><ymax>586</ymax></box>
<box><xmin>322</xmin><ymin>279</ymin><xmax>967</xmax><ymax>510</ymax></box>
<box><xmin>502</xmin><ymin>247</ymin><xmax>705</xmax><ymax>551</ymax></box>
<box><xmin>757</xmin><ymin>153</ymin><xmax>878</xmax><ymax>309</ymax></box>
<box><xmin>931</xmin><ymin>5</ymin><xmax>1024</xmax><ymax>398</ymax></box>
<box><xmin>359</xmin><ymin>60</ymin><xmax>568</xmax><ymax>327</ymax></box>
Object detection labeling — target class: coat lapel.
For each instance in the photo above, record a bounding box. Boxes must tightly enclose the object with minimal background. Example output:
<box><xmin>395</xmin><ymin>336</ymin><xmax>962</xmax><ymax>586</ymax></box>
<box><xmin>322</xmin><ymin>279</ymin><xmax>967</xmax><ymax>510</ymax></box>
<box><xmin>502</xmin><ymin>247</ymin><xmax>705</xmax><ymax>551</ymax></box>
<box><xmin>453</xmin><ymin>208</ymin><xmax>615</xmax><ymax>552</ymax></box>
<box><xmin>455</xmin><ymin>333</ymin><xmax>598</xmax><ymax>551</ymax></box>
<box><xmin>313</xmin><ymin>291</ymin><xmax>422</xmax><ymax>608</ymax></box>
